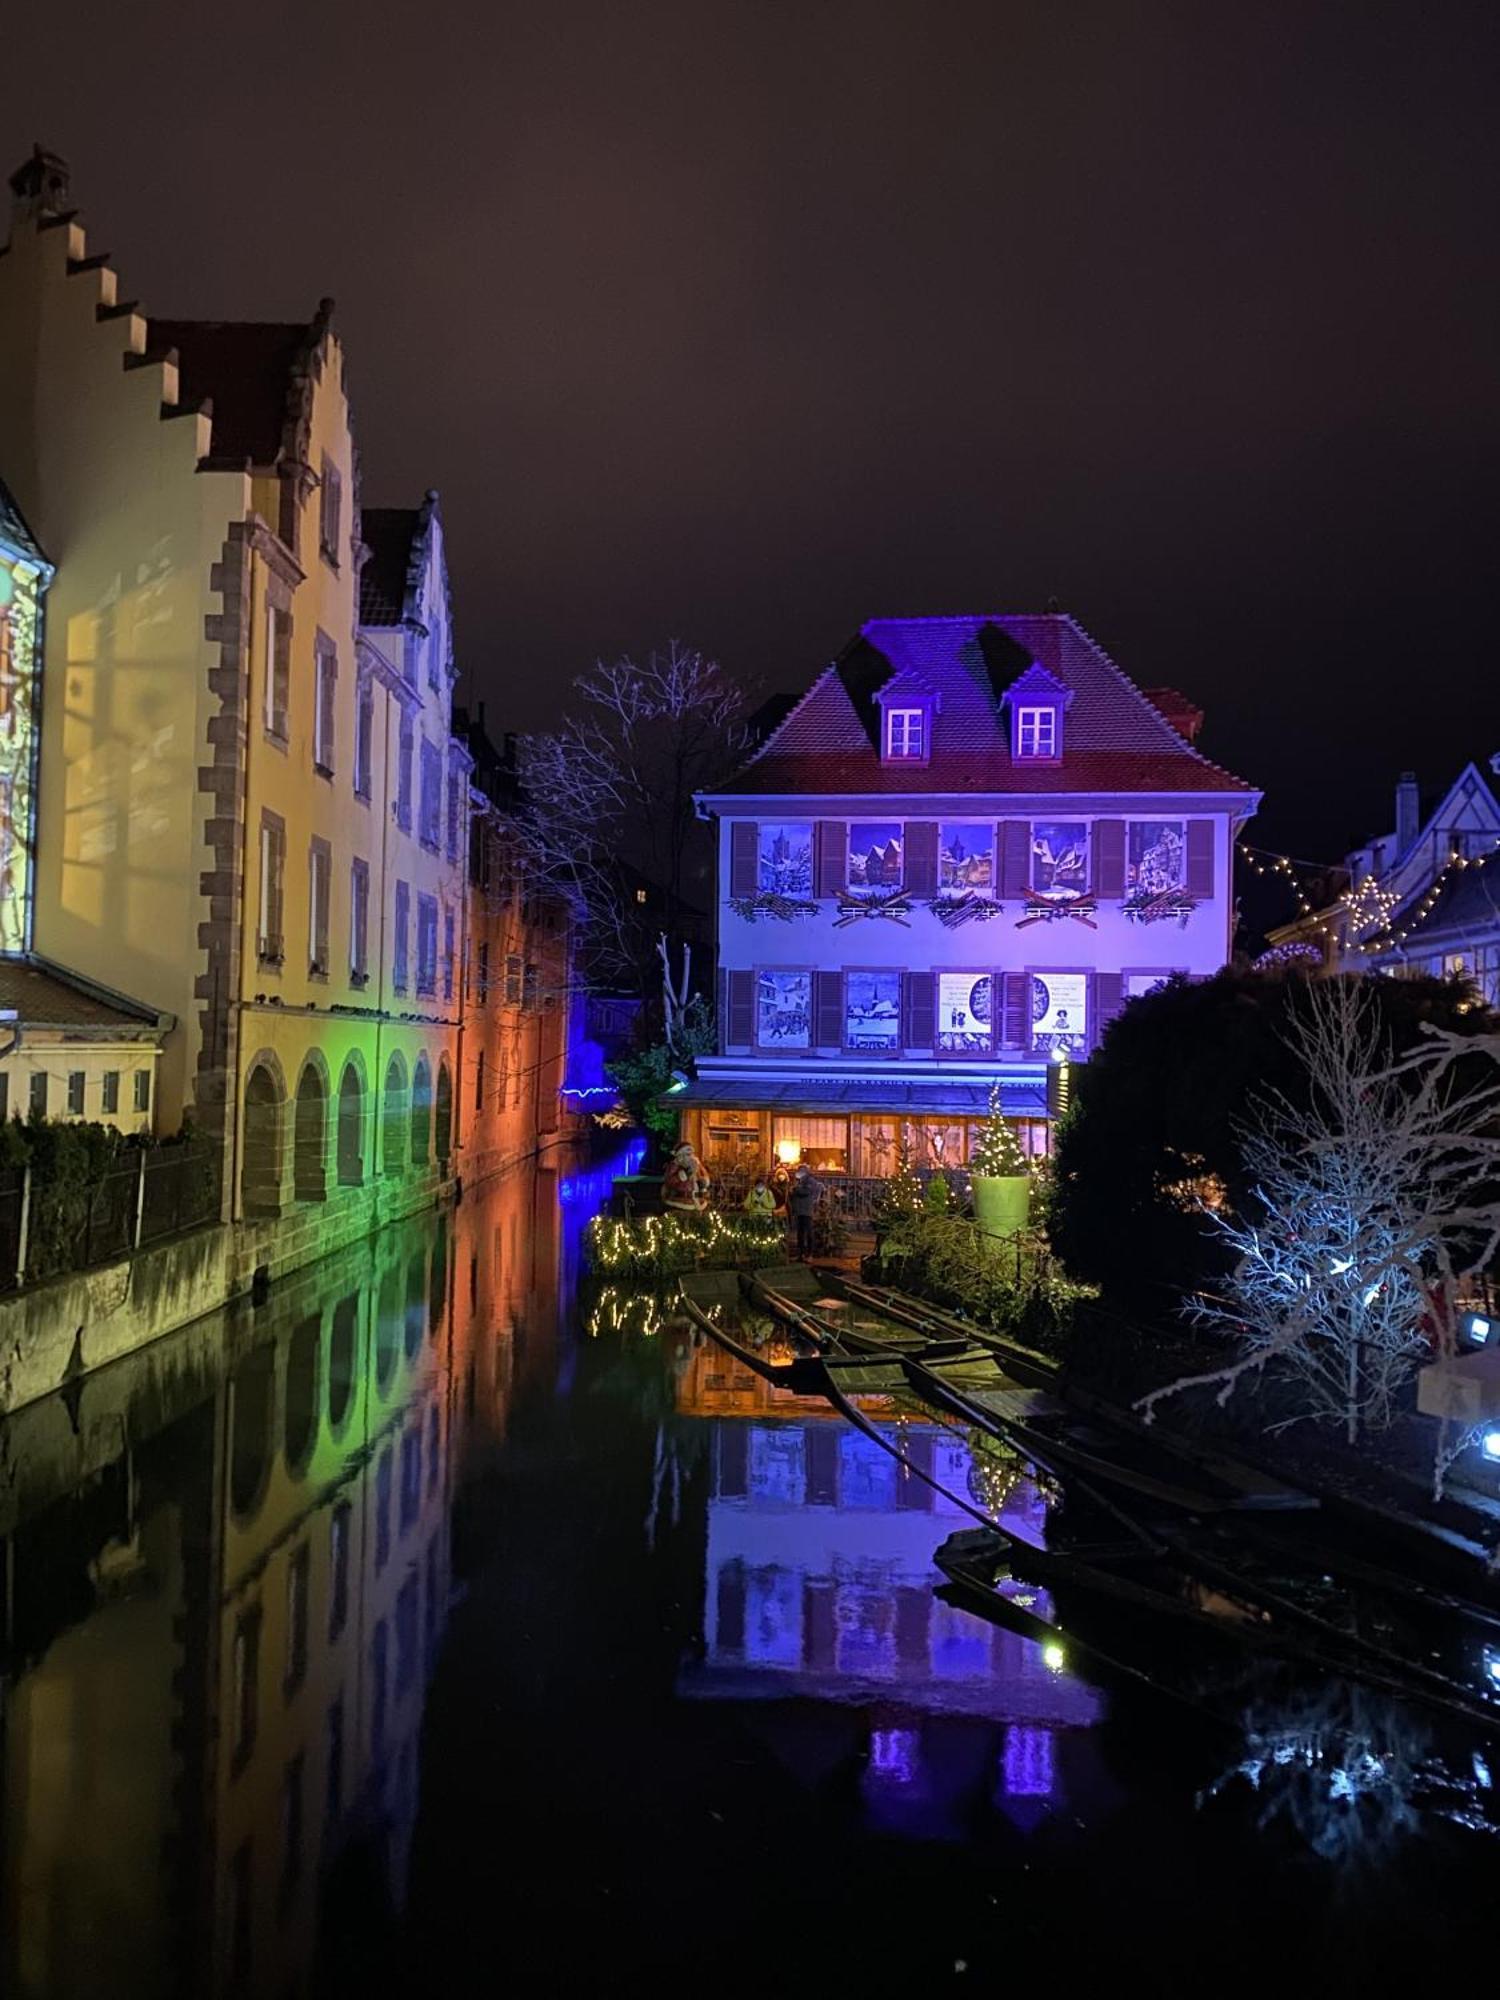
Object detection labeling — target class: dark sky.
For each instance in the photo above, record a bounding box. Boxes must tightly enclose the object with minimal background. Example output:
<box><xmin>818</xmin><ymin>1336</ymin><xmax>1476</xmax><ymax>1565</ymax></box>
<box><xmin>5</xmin><ymin>1</ymin><xmax>1496</xmax><ymax>881</ymax></box>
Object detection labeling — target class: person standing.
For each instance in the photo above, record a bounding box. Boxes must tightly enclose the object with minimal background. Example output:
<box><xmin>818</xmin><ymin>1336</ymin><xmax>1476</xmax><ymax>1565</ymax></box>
<box><xmin>743</xmin><ymin>1177</ymin><xmax>775</xmax><ymax>1219</ymax></box>
<box><xmin>787</xmin><ymin>1163</ymin><xmax>825</xmax><ymax>1258</ymax></box>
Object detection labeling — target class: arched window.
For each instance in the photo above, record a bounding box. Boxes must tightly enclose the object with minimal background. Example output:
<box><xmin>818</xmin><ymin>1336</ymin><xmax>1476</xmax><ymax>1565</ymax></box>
<box><xmin>410</xmin><ymin>1055</ymin><xmax>432</xmax><ymax>1167</ymax></box>
<box><xmin>230</xmin><ymin>1343</ymin><xmax>275</xmax><ymax>1518</ymax></box>
<box><xmin>376</xmin><ymin>1266</ymin><xmax>403</xmax><ymax>1390</ymax></box>
<box><xmin>429</xmin><ymin>1215</ymin><xmax>448</xmax><ymax>1338</ymax></box>
<box><xmin>284</xmin><ymin>1312</ymin><xmax>320</xmax><ymax>1473</ymax></box>
<box><xmin>293</xmin><ymin>1063</ymin><xmax>328</xmax><ymax>1203</ymax></box>
<box><xmin>337</xmin><ymin>1062</ymin><xmax>365</xmax><ymax>1186</ymax></box>
<box><xmin>435</xmin><ymin>1060</ymin><xmax>453</xmax><ymax>1171</ymax></box>
<box><xmin>242</xmin><ymin>1062</ymin><xmax>283</xmax><ymax>1217</ymax></box>
<box><xmin>405</xmin><ymin>1249</ymin><xmax>426</xmax><ymax>1360</ymax></box>
<box><xmin>328</xmin><ymin>1292</ymin><xmax>358</xmax><ymax>1431</ymax></box>
<box><xmin>382</xmin><ymin>1055</ymin><xmax>408</xmax><ymax>1177</ymax></box>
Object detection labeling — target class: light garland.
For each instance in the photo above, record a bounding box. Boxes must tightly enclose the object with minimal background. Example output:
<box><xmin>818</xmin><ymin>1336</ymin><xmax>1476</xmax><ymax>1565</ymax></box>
<box><xmin>584</xmin><ymin>1205</ymin><xmax>783</xmax><ymax>1277</ymax></box>
<box><xmin>1356</xmin><ymin>841</ymin><xmax>1500</xmax><ymax>953</ymax></box>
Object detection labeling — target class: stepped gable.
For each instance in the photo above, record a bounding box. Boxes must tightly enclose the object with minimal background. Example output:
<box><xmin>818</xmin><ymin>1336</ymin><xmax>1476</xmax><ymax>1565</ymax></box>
<box><xmin>719</xmin><ymin>612</ymin><xmax>1254</xmax><ymax>796</ymax></box>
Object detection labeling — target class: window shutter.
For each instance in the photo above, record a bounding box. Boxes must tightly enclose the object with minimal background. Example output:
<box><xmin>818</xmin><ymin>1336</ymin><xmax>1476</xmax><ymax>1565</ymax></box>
<box><xmin>814</xmin><ymin>970</ymin><xmax>842</xmax><ymax>1048</ymax></box>
<box><xmin>1093</xmin><ymin>971</ymin><xmax>1124</xmax><ymax>1050</ymax></box>
<box><xmin>1000</xmin><ymin>820</ymin><xmax>1031</xmax><ymax>899</ymax></box>
<box><xmin>1000</xmin><ymin>971</ymin><xmax>1030</xmax><ymax>1051</ymax></box>
<box><xmin>726</xmin><ymin>969</ymin><xmax>754</xmax><ymax>1047</ymax></box>
<box><xmin>904</xmin><ymin>821</ymin><xmax>939</xmax><ymax>897</ymax></box>
<box><xmin>1186</xmin><ymin>819</ymin><xmax>1215</xmax><ymax>898</ymax></box>
<box><xmin>815</xmin><ymin>821</ymin><xmax>848</xmax><ymax>899</ymax></box>
<box><xmin>729</xmin><ymin>822</ymin><xmax>758</xmax><ymax>898</ymax></box>
<box><xmin>903</xmin><ymin>970</ymin><xmax>935</xmax><ymax>1050</ymax></box>
<box><xmin>1094</xmin><ymin>818</ymin><xmax>1125</xmax><ymax>897</ymax></box>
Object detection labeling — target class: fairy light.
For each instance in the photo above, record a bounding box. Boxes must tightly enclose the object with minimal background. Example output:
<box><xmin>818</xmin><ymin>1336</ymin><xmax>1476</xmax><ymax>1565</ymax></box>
<box><xmin>584</xmin><ymin>1206</ymin><xmax>783</xmax><ymax>1277</ymax></box>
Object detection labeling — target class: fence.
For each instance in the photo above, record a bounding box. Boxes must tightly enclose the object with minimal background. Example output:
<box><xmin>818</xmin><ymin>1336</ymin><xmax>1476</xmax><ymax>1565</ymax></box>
<box><xmin>708</xmin><ymin>1165</ymin><xmax>974</xmax><ymax>1226</ymax></box>
<box><xmin>0</xmin><ymin>1142</ymin><xmax>221</xmax><ymax>1295</ymax></box>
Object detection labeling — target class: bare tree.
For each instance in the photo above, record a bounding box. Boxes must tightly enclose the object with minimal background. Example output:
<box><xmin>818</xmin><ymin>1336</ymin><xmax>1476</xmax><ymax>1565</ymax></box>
<box><xmin>1139</xmin><ymin>979</ymin><xmax>1500</xmax><ymax>1445</ymax></box>
<box><xmin>515</xmin><ymin>642</ymin><xmax>752</xmax><ymax>988</ymax></box>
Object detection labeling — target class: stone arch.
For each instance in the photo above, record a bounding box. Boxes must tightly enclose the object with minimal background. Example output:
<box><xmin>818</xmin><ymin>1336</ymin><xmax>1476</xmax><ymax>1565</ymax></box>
<box><xmin>376</xmin><ymin>1262</ymin><xmax>403</xmax><ymax>1391</ymax></box>
<box><xmin>382</xmin><ymin>1053</ymin><xmax>408</xmax><ymax>1178</ymax></box>
<box><xmin>410</xmin><ymin>1054</ymin><xmax>432</xmax><ymax>1168</ymax></box>
<box><xmin>241</xmin><ymin>1054</ymin><xmax>286</xmax><ymax>1218</ymax></box>
<box><xmin>435</xmin><ymin>1058</ymin><xmax>454</xmax><ymax>1171</ymax></box>
<box><xmin>293</xmin><ymin>1055</ymin><xmax>330</xmax><ymax>1203</ymax></box>
<box><xmin>229</xmin><ymin>1343</ymin><xmax>275</xmax><ymax>1519</ymax></box>
<box><xmin>284</xmin><ymin>1311</ymin><xmax>320</xmax><ymax>1474</ymax></box>
<box><xmin>328</xmin><ymin>1290</ymin><xmax>358</xmax><ymax>1432</ymax></box>
<box><xmin>404</xmin><ymin>1248</ymin><xmax>426</xmax><ymax>1360</ymax></box>
<box><xmin>337</xmin><ymin>1055</ymin><xmax>367</xmax><ymax>1188</ymax></box>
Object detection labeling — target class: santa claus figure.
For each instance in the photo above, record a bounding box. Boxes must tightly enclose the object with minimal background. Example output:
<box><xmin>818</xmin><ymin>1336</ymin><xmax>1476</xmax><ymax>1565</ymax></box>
<box><xmin>662</xmin><ymin>1140</ymin><xmax>710</xmax><ymax>1212</ymax></box>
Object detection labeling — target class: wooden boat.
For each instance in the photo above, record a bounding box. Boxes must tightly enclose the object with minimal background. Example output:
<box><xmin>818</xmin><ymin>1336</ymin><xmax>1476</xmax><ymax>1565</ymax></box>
<box><xmin>842</xmin><ymin>1277</ymin><xmax>1062</xmax><ymax>1387</ymax></box>
<box><xmin>677</xmin><ymin>1291</ymin><xmax>813</xmax><ymax>1387</ymax></box>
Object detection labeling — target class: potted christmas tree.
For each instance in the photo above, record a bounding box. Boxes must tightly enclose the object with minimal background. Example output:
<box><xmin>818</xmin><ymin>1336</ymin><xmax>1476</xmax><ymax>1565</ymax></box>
<box><xmin>970</xmin><ymin>1085</ymin><xmax>1031</xmax><ymax>1239</ymax></box>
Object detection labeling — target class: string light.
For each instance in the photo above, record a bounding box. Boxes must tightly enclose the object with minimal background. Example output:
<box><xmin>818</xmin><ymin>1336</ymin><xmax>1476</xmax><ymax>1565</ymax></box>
<box><xmin>584</xmin><ymin>1206</ymin><xmax>783</xmax><ymax>1277</ymax></box>
<box><xmin>1240</xmin><ymin>836</ymin><xmax>1500</xmax><ymax>955</ymax></box>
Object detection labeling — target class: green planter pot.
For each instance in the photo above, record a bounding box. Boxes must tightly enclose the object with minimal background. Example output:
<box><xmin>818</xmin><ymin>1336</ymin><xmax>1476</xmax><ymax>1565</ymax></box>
<box><xmin>972</xmin><ymin>1173</ymin><xmax>1030</xmax><ymax>1239</ymax></box>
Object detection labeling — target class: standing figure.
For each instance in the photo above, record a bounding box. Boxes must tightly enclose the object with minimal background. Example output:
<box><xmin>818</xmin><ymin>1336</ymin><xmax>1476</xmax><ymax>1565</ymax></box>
<box><xmin>662</xmin><ymin>1141</ymin><xmax>710</xmax><ymax>1212</ymax></box>
<box><xmin>787</xmin><ymin>1163</ymin><xmax>825</xmax><ymax>1258</ymax></box>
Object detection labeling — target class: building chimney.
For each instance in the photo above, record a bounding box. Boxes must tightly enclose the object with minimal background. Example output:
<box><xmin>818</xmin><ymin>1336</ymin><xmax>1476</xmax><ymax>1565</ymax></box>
<box><xmin>1395</xmin><ymin>771</ymin><xmax>1420</xmax><ymax>855</ymax></box>
<box><xmin>8</xmin><ymin>144</ymin><xmax>71</xmax><ymax>226</ymax></box>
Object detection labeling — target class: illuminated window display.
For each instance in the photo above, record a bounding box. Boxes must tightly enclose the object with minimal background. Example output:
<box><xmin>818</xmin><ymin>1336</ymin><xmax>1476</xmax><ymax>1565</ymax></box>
<box><xmin>936</xmin><ymin>972</ymin><xmax>992</xmax><ymax>1053</ymax></box>
<box><xmin>0</xmin><ymin>504</ymin><xmax>52</xmax><ymax>955</ymax></box>
<box><xmin>756</xmin><ymin>969</ymin><xmax>811</xmax><ymax>1047</ymax></box>
<box><xmin>846</xmin><ymin>821</ymin><xmax>903</xmax><ymax>894</ymax></box>
<box><xmin>844</xmin><ymin>970</ymin><xmax>901</xmax><ymax>1051</ymax></box>
<box><xmin>1030</xmin><ymin>821</ymin><xmax>1088</xmax><ymax>900</ymax></box>
<box><xmin>757</xmin><ymin>822</ymin><xmax>813</xmax><ymax>896</ymax></box>
<box><xmin>938</xmin><ymin>823</ymin><xmax>994</xmax><ymax>897</ymax></box>
<box><xmin>1031</xmin><ymin>972</ymin><xmax>1088</xmax><ymax>1057</ymax></box>
<box><xmin>1126</xmin><ymin>820</ymin><xmax>1186</xmax><ymax>894</ymax></box>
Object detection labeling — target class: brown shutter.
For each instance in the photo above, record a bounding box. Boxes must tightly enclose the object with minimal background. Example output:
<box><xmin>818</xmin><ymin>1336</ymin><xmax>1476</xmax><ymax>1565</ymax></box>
<box><xmin>729</xmin><ymin>821</ymin><xmax>758</xmax><ymax>898</ymax></box>
<box><xmin>905</xmin><ymin>821</ymin><xmax>939</xmax><ymax>897</ymax></box>
<box><xmin>814</xmin><ymin>970</ymin><xmax>843</xmax><ymax>1049</ymax></box>
<box><xmin>726</xmin><ymin>969</ymin><xmax>754</xmax><ymax>1047</ymax></box>
<box><xmin>815</xmin><ymin>821</ymin><xmax>847</xmax><ymax>899</ymax></box>
<box><xmin>1186</xmin><ymin>819</ymin><xmax>1215</xmax><ymax>897</ymax></box>
<box><xmin>1093</xmin><ymin>971</ymin><xmax>1124</xmax><ymax>1050</ymax></box>
<box><xmin>903</xmin><ymin>970</ymin><xmax>935</xmax><ymax>1050</ymax></box>
<box><xmin>1094</xmin><ymin>818</ymin><xmax>1125</xmax><ymax>897</ymax></box>
<box><xmin>1000</xmin><ymin>970</ymin><xmax>1030</xmax><ymax>1051</ymax></box>
<box><xmin>1000</xmin><ymin>820</ymin><xmax>1031</xmax><ymax>898</ymax></box>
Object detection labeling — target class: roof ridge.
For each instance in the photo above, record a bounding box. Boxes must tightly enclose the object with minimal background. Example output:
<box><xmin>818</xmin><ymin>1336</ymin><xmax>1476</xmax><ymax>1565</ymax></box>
<box><xmin>1056</xmin><ymin>611</ymin><xmax>1257</xmax><ymax>792</ymax></box>
<box><xmin>728</xmin><ymin>661</ymin><xmax>844</xmax><ymax>776</ymax></box>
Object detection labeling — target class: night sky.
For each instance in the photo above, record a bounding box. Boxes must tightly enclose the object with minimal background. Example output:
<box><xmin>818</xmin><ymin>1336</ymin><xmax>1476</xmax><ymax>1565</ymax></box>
<box><xmin>5</xmin><ymin>2</ymin><xmax>1496</xmax><ymax>877</ymax></box>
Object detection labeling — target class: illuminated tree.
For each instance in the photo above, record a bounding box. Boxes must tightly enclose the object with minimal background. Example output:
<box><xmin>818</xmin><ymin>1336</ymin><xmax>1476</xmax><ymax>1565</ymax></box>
<box><xmin>971</xmin><ymin>1084</ymin><xmax>1028</xmax><ymax>1177</ymax></box>
<box><xmin>1140</xmin><ymin>979</ymin><xmax>1500</xmax><ymax>1446</ymax></box>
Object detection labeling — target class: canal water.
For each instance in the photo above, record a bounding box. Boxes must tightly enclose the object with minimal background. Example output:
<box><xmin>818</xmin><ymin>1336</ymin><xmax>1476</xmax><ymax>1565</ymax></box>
<box><xmin>1</xmin><ymin>1148</ymin><xmax>1496</xmax><ymax>1997</ymax></box>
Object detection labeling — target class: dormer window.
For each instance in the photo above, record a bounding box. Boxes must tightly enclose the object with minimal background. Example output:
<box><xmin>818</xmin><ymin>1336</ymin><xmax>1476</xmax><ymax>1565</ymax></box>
<box><xmin>886</xmin><ymin>707</ymin><xmax>925</xmax><ymax>760</ymax></box>
<box><xmin>1015</xmin><ymin>705</ymin><xmax>1056</xmax><ymax>760</ymax></box>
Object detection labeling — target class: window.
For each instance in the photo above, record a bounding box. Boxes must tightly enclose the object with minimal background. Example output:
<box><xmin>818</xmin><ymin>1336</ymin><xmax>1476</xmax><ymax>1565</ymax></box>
<box><xmin>232</xmin><ymin>1606</ymin><xmax>261</xmax><ymax>1764</ymax></box>
<box><xmin>353</xmin><ymin>676</ymin><xmax>374</xmax><ymax>800</ymax></box>
<box><xmin>503</xmin><ymin>952</ymin><xmax>520</xmax><ymax>1005</ymax></box>
<box><xmin>313</xmin><ymin>637</ymin><xmax>336</xmax><ymax>775</ymax></box>
<box><xmin>756</xmin><ymin>970</ymin><xmax>811</xmax><ymax>1048</ymax></box>
<box><xmin>419</xmin><ymin>739</ymin><xmax>442</xmax><ymax>850</ymax></box>
<box><xmin>326</xmin><ymin>1697</ymin><xmax>345</xmax><ymax>1823</ymax></box>
<box><xmin>1032</xmin><ymin>972</ymin><xmax>1088</xmax><ymax>1057</ymax></box>
<box><xmin>522</xmin><ymin>962</ymin><xmax>539</xmax><ymax>1011</ymax></box>
<box><xmin>66</xmin><ymin>1070</ymin><xmax>84</xmax><ymax>1116</ymax></box>
<box><xmin>393</xmin><ymin>881</ymin><xmax>410</xmax><ymax>993</ymax></box>
<box><xmin>328</xmin><ymin>1503</ymin><xmax>350</xmax><ymax>1641</ymax></box>
<box><xmin>284</xmin><ymin>1543</ymin><xmax>310</xmax><ymax>1696</ymax></box>
<box><xmin>258</xmin><ymin>813</ymin><xmax>286</xmax><ymax>961</ymax></box>
<box><xmin>29</xmin><ymin>1071</ymin><xmax>47</xmax><ymax>1118</ymax></box>
<box><xmin>847</xmin><ymin>821</ymin><xmax>903</xmax><ymax>896</ymax></box>
<box><xmin>133</xmin><ymin>1069</ymin><xmax>151</xmax><ymax>1114</ymax></box>
<box><xmin>1015</xmin><ymin>705</ymin><xmax>1057</xmax><ymax>759</ymax></box>
<box><xmin>102</xmin><ymin>1070</ymin><xmax>119</xmax><ymax>1114</ymax></box>
<box><xmin>443</xmin><ymin>907</ymin><xmax>455</xmax><ymax>1001</ymax></box>
<box><xmin>845</xmin><ymin>970</ymin><xmax>901</xmax><ymax>1052</ymax></box>
<box><xmin>475</xmin><ymin>1048</ymin><xmax>485</xmax><ymax>1112</ymax></box>
<box><xmin>1126</xmin><ymin>820</ymin><xmax>1186</xmax><ymax>895</ymax></box>
<box><xmin>936</xmin><ymin>972</ymin><xmax>992</xmax><ymax>1053</ymax></box>
<box><xmin>884</xmin><ymin>707</ymin><xmax>925</xmax><ymax>760</ymax></box>
<box><xmin>264</xmin><ymin>603</ymin><xmax>290</xmax><ymax>739</ymax></box>
<box><xmin>395</xmin><ymin>712</ymin><xmax>413</xmax><ymax>831</ymax></box>
<box><xmin>416</xmin><ymin>893</ymin><xmax>438</xmax><ymax>996</ymax></box>
<box><xmin>350</xmin><ymin>858</ymin><xmax>370</xmax><ymax>982</ymax></box>
<box><xmin>1125</xmin><ymin>971</ymin><xmax>1180</xmax><ymax>1000</ymax></box>
<box><xmin>446</xmin><ymin>755</ymin><xmax>464</xmax><ymax>861</ymax></box>
<box><xmin>756</xmin><ymin>822</ymin><xmax>813</xmax><ymax>896</ymax></box>
<box><xmin>1030</xmin><ymin>820</ymin><xmax>1088</xmax><ymax>900</ymax></box>
<box><xmin>939</xmin><ymin>823</ymin><xmax>995</xmax><ymax>898</ymax></box>
<box><xmin>308</xmin><ymin>840</ymin><xmax>331</xmax><ymax>976</ymax></box>
<box><xmin>319</xmin><ymin>456</ymin><xmax>342</xmax><ymax>566</ymax></box>
<box><xmin>635</xmin><ymin>886</ymin><xmax>648</xmax><ymax>905</ymax></box>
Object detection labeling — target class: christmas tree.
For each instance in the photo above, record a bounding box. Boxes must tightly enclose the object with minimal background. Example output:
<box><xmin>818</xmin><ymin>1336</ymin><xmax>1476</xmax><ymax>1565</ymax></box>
<box><xmin>882</xmin><ymin>1123</ymin><xmax>924</xmax><ymax>1217</ymax></box>
<box><xmin>971</xmin><ymin>1084</ymin><xmax>1028</xmax><ymax>1177</ymax></box>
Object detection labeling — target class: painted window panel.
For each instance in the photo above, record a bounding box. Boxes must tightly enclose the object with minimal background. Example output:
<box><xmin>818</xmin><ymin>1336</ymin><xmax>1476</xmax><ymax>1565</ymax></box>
<box><xmin>1031</xmin><ymin>972</ymin><xmax>1088</xmax><ymax>1057</ymax></box>
<box><xmin>846</xmin><ymin>821</ymin><xmax>903</xmax><ymax>895</ymax></box>
<box><xmin>1030</xmin><ymin>821</ymin><xmax>1088</xmax><ymax>899</ymax></box>
<box><xmin>757</xmin><ymin>822</ymin><xmax>813</xmax><ymax>896</ymax></box>
<box><xmin>936</xmin><ymin>972</ymin><xmax>992</xmax><ymax>1053</ymax></box>
<box><xmin>938</xmin><ymin>823</ymin><xmax>995</xmax><ymax>897</ymax></box>
<box><xmin>1126</xmin><ymin>820</ymin><xmax>1186</xmax><ymax>893</ymax></box>
<box><xmin>845</xmin><ymin>970</ymin><xmax>902</xmax><ymax>1052</ymax></box>
<box><xmin>1125</xmin><ymin>970</ymin><xmax>1179</xmax><ymax>1000</ymax></box>
<box><xmin>756</xmin><ymin>970</ymin><xmax>811</xmax><ymax>1048</ymax></box>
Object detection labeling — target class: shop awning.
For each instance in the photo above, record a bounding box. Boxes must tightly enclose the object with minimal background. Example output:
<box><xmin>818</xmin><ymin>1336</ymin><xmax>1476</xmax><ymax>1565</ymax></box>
<box><xmin>667</xmin><ymin>1074</ymin><xmax>1048</xmax><ymax>1118</ymax></box>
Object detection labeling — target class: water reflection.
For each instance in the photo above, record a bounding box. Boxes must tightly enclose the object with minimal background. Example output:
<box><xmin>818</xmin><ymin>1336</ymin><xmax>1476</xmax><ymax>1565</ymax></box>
<box><xmin>0</xmin><ymin>1154</ymin><xmax>565</xmax><ymax>2000</ymax></box>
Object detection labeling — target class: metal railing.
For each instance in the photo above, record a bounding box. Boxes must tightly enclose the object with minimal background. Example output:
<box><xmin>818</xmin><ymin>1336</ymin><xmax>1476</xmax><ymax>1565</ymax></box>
<box><xmin>0</xmin><ymin>1142</ymin><xmax>221</xmax><ymax>1294</ymax></box>
<box><xmin>708</xmin><ymin>1165</ymin><xmax>975</xmax><ymax>1226</ymax></box>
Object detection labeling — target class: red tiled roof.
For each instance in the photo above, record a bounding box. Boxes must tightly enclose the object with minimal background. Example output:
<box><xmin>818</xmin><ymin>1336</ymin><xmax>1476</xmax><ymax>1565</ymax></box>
<box><xmin>711</xmin><ymin>614</ymin><xmax>1255</xmax><ymax>798</ymax></box>
<box><xmin>150</xmin><ymin>319</ymin><xmax>311</xmax><ymax>464</ymax></box>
